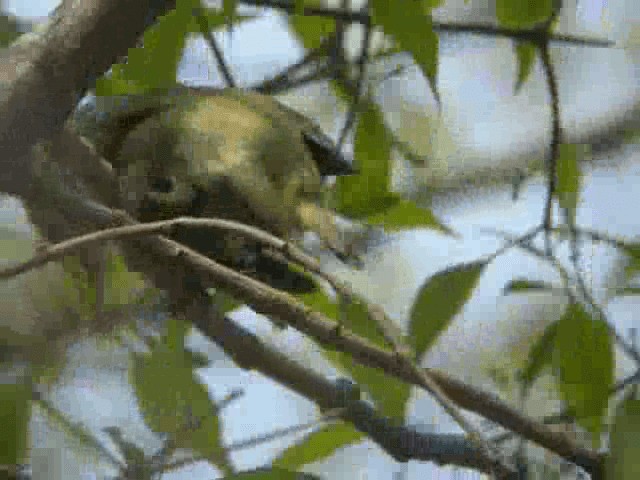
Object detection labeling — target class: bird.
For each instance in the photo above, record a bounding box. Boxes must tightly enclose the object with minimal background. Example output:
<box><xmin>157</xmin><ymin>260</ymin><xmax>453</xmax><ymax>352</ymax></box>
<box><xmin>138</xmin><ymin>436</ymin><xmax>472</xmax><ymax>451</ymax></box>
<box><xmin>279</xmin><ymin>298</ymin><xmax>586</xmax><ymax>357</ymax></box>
<box><xmin>72</xmin><ymin>86</ymin><xmax>361</xmax><ymax>294</ymax></box>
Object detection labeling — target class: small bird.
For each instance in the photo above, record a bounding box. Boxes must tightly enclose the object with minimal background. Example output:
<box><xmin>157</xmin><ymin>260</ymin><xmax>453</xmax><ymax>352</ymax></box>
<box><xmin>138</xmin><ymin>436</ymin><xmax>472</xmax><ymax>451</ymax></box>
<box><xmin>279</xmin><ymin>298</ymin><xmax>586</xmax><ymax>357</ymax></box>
<box><xmin>73</xmin><ymin>86</ymin><xmax>360</xmax><ymax>293</ymax></box>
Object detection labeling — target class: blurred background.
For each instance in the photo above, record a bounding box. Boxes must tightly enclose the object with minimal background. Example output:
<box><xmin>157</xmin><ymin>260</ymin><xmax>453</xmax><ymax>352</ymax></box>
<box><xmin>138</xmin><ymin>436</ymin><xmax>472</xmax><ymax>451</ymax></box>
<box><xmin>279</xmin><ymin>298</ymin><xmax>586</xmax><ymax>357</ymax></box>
<box><xmin>1</xmin><ymin>0</ymin><xmax>639</xmax><ymax>478</ymax></box>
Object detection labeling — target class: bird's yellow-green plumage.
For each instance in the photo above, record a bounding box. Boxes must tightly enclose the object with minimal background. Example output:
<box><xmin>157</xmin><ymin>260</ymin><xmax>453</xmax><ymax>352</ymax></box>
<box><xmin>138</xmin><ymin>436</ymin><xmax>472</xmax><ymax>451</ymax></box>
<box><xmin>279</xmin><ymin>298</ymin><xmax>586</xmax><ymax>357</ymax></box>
<box><xmin>1</xmin><ymin>87</ymin><xmax>359</xmax><ymax>376</ymax></box>
<box><xmin>75</xmin><ymin>86</ymin><xmax>357</xmax><ymax>292</ymax></box>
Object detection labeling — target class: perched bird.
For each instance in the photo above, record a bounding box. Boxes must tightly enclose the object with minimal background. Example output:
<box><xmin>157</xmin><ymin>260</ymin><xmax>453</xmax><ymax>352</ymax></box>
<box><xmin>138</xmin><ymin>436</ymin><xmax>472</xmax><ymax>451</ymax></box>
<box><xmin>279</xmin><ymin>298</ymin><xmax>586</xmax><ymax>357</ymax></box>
<box><xmin>72</xmin><ymin>86</ymin><xmax>360</xmax><ymax>293</ymax></box>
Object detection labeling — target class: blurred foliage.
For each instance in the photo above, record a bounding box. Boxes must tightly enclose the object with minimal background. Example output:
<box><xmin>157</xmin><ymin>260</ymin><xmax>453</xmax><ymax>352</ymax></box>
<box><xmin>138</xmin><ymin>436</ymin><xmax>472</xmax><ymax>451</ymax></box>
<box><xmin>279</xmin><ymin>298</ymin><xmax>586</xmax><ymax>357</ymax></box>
<box><xmin>0</xmin><ymin>13</ymin><xmax>21</xmax><ymax>48</ymax></box>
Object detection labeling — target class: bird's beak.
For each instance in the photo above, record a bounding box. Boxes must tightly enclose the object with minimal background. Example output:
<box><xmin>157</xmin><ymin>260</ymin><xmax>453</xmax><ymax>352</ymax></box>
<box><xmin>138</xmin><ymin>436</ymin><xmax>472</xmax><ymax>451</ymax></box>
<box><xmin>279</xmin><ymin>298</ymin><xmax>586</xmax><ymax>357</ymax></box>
<box><xmin>302</xmin><ymin>131</ymin><xmax>358</xmax><ymax>177</ymax></box>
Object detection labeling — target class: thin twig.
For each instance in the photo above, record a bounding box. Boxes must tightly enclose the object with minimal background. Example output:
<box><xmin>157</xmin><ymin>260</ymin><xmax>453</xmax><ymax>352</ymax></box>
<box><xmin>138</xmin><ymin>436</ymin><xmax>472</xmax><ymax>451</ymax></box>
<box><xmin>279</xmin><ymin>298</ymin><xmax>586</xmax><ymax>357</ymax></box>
<box><xmin>239</xmin><ymin>0</ymin><xmax>614</xmax><ymax>48</ymax></box>
<box><xmin>538</xmin><ymin>40</ymin><xmax>562</xmax><ymax>257</ymax></box>
<box><xmin>194</xmin><ymin>5</ymin><xmax>237</xmax><ymax>88</ymax></box>
<box><xmin>254</xmin><ymin>35</ymin><xmax>336</xmax><ymax>94</ymax></box>
<box><xmin>0</xmin><ymin>216</ymin><xmax>516</xmax><ymax>477</ymax></box>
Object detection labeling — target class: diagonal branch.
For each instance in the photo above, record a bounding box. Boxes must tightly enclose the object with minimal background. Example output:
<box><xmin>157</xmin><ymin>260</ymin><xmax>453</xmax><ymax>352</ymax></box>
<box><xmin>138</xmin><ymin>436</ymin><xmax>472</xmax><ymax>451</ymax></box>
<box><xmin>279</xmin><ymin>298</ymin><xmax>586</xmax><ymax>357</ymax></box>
<box><xmin>5</xmin><ymin>150</ymin><xmax>603</xmax><ymax>476</ymax></box>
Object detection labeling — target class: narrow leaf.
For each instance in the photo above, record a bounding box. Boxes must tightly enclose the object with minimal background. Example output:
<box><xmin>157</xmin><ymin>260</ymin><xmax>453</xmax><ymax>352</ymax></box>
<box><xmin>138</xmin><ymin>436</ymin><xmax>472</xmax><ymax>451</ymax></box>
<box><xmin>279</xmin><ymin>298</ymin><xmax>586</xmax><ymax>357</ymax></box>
<box><xmin>410</xmin><ymin>261</ymin><xmax>486</xmax><ymax>361</ymax></box>
<box><xmin>96</xmin><ymin>0</ymin><xmax>196</xmax><ymax>95</ymax></box>
<box><xmin>335</xmin><ymin>100</ymin><xmax>393</xmax><ymax>217</ymax></box>
<box><xmin>617</xmin><ymin>242</ymin><xmax>640</xmax><ymax>282</ymax></box>
<box><xmin>129</xmin><ymin>347</ymin><xmax>230</xmax><ymax>472</ymax></box>
<box><xmin>552</xmin><ymin>303</ymin><xmax>613</xmax><ymax>447</ymax></box>
<box><xmin>0</xmin><ymin>14</ymin><xmax>22</xmax><ymax>48</ymax></box>
<box><xmin>366</xmin><ymin>196</ymin><xmax>453</xmax><ymax>235</ymax></box>
<box><xmin>334</xmin><ymin>299</ymin><xmax>411</xmax><ymax>419</ymax></box>
<box><xmin>514</xmin><ymin>41</ymin><xmax>537</xmax><ymax>94</ymax></box>
<box><xmin>606</xmin><ymin>389</ymin><xmax>640</xmax><ymax>480</ymax></box>
<box><xmin>223</xmin><ymin>467</ymin><xmax>321</xmax><ymax>479</ymax></box>
<box><xmin>555</xmin><ymin>143</ymin><xmax>586</xmax><ymax>225</ymax></box>
<box><xmin>287</xmin><ymin>14</ymin><xmax>335</xmax><ymax>50</ymax></box>
<box><xmin>299</xmin><ymin>290</ymin><xmax>411</xmax><ymax>420</ymax></box>
<box><xmin>520</xmin><ymin>319</ymin><xmax>559</xmax><ymax>390</ymax></box>
<box><xmin>294</xmin><ymin>0</ymin><xmax>305</xmax><ymax>16</ymax></box>
<box><xmin>496</xmin><ymin>0</ymin><xmax>554</xmax><ymax>29</ymax></box>
<box><xmin>0</xmin><ymin>379</ymin><xmax>32</xmax><ymax>466</ymax></box>
<box><xmin>273</xmin><ymin>423</ymin><xmax>364</xmax><ymax>470</ymax></box>
<box><xmin>370</xmin><ymin>0</ymin><xmax>439</xmax><ymax>101</ymax></box>
<box><xmin>222</xmin><ymin>0</ymin><xmax>238</xmax><ymax>22</ymax></box>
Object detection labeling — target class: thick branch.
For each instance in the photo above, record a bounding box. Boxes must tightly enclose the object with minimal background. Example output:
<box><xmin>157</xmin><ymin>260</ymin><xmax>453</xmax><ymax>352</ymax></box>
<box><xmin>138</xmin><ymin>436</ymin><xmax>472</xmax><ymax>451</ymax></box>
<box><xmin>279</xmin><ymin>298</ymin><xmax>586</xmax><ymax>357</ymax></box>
<box><xmin>5</xmin><ymin>159</ymin><xmax>603</xmax><ymax>476</ymax></box>
<box><xmin>0</xmin><ymin>0</ymin><xmax>176</xmax><ymax>198</ymax></box>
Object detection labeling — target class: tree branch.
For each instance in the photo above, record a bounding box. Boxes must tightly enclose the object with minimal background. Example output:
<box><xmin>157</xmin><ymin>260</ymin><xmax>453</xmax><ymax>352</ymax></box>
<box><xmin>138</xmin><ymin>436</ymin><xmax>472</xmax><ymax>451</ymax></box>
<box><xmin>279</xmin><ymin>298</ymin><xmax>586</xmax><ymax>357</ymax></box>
<box><xmin>240</xmin><ymin>0</ymin><xmax>614</xmax><ymax>48</ymax></box>
<box><xmin>3</xmin><ymin>169</ymin><xmax>603</xmax><ymax>476</ymax></box>
<box><xmin>0</xmin><ymin>0</ymin><xmax>177</xmax><ymax>198</ymax></box>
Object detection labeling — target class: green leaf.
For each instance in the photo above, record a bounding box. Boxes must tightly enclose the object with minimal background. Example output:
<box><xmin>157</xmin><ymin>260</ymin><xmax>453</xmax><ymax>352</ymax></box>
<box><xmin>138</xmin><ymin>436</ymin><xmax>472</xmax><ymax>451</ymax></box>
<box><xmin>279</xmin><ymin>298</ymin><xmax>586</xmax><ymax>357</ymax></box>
<box><xmin>0</xmin><ymin>14</ymin><xmax>22</xmax><ymax>48</ymax></box>
<box><xmin>342</xmin><ymin>298</ymin><xmax>387</xmax><ymax>348</ymax></box>
<box><xmin>129</xmin><ymin>347</ymin><xmax>230</xmax><ymax>472</ymax></box>
<box><xmin>330</xmin><ymin>79</ymin><xmax>354</xmax><ymax>106</ymax></box>
<box><xmin>335</xmin><ymin>100</ymin><xmax>393</xmax><ymax>217</ymax></box>
<box><xmin>606</xmin><ymin>389</ymin><xmax>640</xmax><ymax>480</ymax></box>
<box><xmin>352</xmin><ymin>100</ymin><xmax>392</xmax><ymax>199</ymax></box>
<box><xmin>502</xmin><ymin>278</ymin><xmax>555</xmax><ymax>295</ymax></box>
<box><xmin>514</xmin><ymin>41</ymin><xmax>537</xmax><ymax>94</ymax></box>
<box><xmin>273</xmin><ymin>423</ymin><xmax>364</xmax><ymax>470</ymax></box>
<box><xmin>222</xmin><ymin>0</ymin><xmax>238</xmax><ymax>22</ymax></box>
<box><xmin>410</xmin><ymin>261</ymin><xmax>486</xmax><ymax>361</ymax></box>
<box><xmin>223</xmin><ymin>467</ymin><xmax>321</xmax><ymax>479</ymax></box>
<box><xmin>297</xmin><ymin>289</ymin><xmax>339</xmax><ymax>324</ymax></box>
<box><xmin>336</xmin><ymin>193</ymin><xmax>398</xmax><ymax>220</ymax></box>
<box><xmin>58</xmin><ymin>254</ymin><xmax>96</xmax><ymax>321</ymax></box>
<box><xmin>159</xmin><ymin>318</ymin><xmax>210</xmax><ymax>370</ymax></box>
<box><xmin>370</xmin><ymin>0</ymin><xmax>439</xmax><ymax>101</ymax></box>
<box><xmin>0</xmin><ymin>377</ymin><xmax>32</xmax><ymax>466</ymax></box>
<box><xmin>555</xmin><ymin>143</ymin><xmax>587</xmax><ymax>225</ymax></box>
<box><xmin>496</xmin><ymin>0</ymin><xmax>554</xmax><ymax>29</ymax></box>
<box><xmin>326</xmin><ymin>349</ymin><xmax>411</xmax><ymax>420</ymax></box>
<box><xmin>298</xmin><ymin>290</ymin><xmax>411</xmax><ymax>420</ymax></box>
<box><xmin>102</xmin><ymin>252</ymin><xmax>148</xmax><ymax>311</ymax></box>
<box><xmin>365</xmin><ymin>195</ymin><xmax>452</xmax><ymax>235</ymax></box>
<box><xmin>164</xmin><ymin>318</ymin><xmax>190</xmax><ymax>353</ymax></box>
<box><xmin>288</xmin><ymin>14</ymin><xmax>336</xmax><ymax>50</ymax></box>
<box><xmin>207</xmin><ymin>288</ymin><xmax>242</xmax><ymax>315</ymax></box>
<box><xmin>294</xmin><ymin>0</ymin><xmax>305</xmax><ymax>16</ymax></box>
<box><xmin>55</xmin><ymin>250</ymin><xmax>149</xmax><ymax>337</ymax></box>
<box><xmin>336</xmin><ymin>299</ymin><xmax>411</xmax><ymax>418</ymax></box>
<box><xmin>618</xmin><ymin>242</ymin><xmax>640</xmax><ymax>282</ymax></box>
<box><xmin>552</xmin><ymin>303</ymin><xmax>613</xmax><ymax>447</ymax></box>
<box><xmin>96</xmin><ymin>0</ymin><xmax>197</xmax><ymax>95</ymax></box>
<box><xmin>612</xmin><ymin>286</ymin><xmax>640</xmax><ymax>297</ymax></box>
<box><xmin>520</xmin><ymin>319</ymin><xmax>559</xmax><ymax>390</ymax></box>
<box><xmin>186</xmin><ymin>9</ymin><xmax>256</xmax><ymax>33</ymax></box>
<box><xmin>622</xmin><ymin>127</ymin><xmax>640</xmax><ymax>145</ymax></box>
